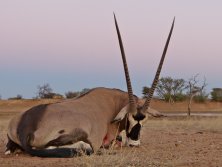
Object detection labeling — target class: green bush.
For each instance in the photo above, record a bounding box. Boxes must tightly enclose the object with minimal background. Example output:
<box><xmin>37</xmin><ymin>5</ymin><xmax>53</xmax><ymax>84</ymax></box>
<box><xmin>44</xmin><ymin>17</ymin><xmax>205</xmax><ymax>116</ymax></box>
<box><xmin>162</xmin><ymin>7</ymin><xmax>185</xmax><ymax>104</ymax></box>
<box><xmin>193</xmin><ymin>95</ymin><xmax>208</xmax><ymax>103</ymax></box>
<box><xmin>142</xmin><ymin>86</ymin><xmax>150</xmax><ymax>98</ymax></box>
<box><xmin>163</xmin><ymin>93</ymin><xmax>187</xmax><ymax>102</ymax></box>
<box><xmin>211</xmin><ymin>88</ymin><xmax>222</xmax><ymax>101</ymax></box>
<box><xmin>173</xmin><ymin>93</ymin><xmax>187</xmax><ymax>102</ymax></box>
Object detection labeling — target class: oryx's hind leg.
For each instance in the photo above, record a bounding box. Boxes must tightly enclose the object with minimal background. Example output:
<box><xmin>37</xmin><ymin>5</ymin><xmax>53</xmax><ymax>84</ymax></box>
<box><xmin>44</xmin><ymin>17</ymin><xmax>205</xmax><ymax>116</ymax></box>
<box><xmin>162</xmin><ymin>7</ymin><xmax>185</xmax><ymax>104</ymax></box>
<box><xmin>44</xmin><ymin>129</ymin><xmax>94</xmax><ymax>156</ymax></box>
<box><xmin>5</xmin><ymin>135</ymin><xmax>23</xmax><ymax>155</ymax></box>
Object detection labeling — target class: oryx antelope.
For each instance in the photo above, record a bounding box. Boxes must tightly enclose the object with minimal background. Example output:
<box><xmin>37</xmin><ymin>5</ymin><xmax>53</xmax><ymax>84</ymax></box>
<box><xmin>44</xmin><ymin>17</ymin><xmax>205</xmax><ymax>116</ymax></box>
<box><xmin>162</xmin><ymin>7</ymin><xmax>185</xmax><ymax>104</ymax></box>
<box><xmin>5</xmin><ymin>14</ymin><xmax>175</xmax><ymax>158</ymax></box>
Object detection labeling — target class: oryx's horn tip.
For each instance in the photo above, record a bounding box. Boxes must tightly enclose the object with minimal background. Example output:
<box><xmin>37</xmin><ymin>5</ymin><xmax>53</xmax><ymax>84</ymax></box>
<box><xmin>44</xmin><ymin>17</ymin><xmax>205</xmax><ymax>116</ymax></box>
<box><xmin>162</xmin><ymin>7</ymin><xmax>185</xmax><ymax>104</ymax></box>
<box><xmin>113</xmin><ymin>12</ymin><xmax>116</xmax><ymax>18</ymax></box>
<box><xmin>172</xmin><ymin>17</ymin><xmax>175</xmax><ymax>25</ymax></box>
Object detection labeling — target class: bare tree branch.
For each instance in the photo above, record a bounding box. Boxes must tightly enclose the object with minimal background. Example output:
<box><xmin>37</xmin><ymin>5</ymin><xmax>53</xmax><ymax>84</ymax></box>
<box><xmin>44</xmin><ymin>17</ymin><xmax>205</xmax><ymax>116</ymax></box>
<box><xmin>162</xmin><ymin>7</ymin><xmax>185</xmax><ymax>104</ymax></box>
<box><xmin>187</xmin><ymin>74</ymin><xmax>208</xmax><ymax>116</ymax></box>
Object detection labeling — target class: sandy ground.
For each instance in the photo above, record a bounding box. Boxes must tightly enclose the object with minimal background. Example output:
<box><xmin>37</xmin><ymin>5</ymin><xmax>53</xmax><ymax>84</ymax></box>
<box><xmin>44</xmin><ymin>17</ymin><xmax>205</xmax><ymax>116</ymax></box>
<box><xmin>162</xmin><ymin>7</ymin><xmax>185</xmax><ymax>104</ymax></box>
<box><xmin>0</xmin><ymin>100</ymin><xmax>222</xmax><ymax>167</ymax></box>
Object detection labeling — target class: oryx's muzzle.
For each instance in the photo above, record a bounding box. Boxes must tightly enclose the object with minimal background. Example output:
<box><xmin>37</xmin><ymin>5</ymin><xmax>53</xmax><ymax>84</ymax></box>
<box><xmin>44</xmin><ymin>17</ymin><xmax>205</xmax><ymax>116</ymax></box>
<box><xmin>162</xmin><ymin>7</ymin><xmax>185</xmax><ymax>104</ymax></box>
<box><xmin>127</xmin><ymin>138</ymin><xmax>140</xmax><ymax>147</ymax></box>
<box><xmin>126</xmin><ymin>114</ymin><xmax>143</xmax><ymax>147</ymax></box>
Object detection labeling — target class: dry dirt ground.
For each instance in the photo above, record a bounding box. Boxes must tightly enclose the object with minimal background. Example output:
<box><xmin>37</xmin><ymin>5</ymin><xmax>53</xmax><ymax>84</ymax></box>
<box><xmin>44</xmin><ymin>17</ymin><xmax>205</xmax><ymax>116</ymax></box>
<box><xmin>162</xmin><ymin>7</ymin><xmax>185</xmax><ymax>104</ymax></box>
<box><xmin>0</xmin><ymin>100</ymin><xmax>222</xmax><ymax>167</ymax></box>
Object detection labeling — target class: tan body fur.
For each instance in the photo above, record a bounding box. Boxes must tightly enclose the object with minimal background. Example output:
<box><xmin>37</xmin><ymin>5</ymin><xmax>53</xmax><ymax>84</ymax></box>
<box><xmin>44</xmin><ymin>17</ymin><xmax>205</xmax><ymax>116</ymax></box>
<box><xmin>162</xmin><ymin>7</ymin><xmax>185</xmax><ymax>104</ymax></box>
<box><xmin>7</xmin><ymin>88</ymin><xmax>130</xmax><ymax>152</ymax></box>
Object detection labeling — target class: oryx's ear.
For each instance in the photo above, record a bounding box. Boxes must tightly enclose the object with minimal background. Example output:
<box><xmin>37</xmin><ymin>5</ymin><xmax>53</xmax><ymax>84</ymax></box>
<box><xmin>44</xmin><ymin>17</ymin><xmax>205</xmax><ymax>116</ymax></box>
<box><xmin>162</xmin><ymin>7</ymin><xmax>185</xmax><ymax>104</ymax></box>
<box><xmin>111</xmin><ymin>104</ymin><xmax>129</xmax><ymax>123</ymax></box>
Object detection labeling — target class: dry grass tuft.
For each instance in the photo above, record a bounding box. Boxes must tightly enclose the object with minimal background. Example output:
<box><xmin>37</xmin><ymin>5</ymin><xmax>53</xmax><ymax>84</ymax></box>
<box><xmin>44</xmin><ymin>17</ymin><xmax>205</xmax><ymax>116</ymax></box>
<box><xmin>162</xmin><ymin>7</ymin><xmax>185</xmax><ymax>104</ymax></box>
<box><xmin>67</xmin><ymin>146</ymin><xmax>160</xmax><ymax>167</ymax></box>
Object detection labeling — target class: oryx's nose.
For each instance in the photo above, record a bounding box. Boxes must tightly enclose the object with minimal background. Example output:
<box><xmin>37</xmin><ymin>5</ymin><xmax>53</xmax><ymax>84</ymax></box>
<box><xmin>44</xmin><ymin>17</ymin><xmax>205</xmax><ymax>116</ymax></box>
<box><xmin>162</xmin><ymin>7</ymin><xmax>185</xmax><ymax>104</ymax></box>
<box><xmin>116</xmin><ymin>135</ymin><xmax>122</xmax><ymax>142</ymax></box>
<box><xmin>129</xmin><ymin>144</ymin><xmax>140</xmax><ymax>147</ymax></box>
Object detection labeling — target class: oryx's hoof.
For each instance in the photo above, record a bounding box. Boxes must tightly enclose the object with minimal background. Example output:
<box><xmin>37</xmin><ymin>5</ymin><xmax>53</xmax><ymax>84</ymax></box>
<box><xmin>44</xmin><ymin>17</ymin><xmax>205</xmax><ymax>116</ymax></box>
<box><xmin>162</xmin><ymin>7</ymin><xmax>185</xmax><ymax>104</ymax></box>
<box><xmin>85</xmin><ymin>148</ymin><xmax>94</xmax><ymax>156</ymax></box>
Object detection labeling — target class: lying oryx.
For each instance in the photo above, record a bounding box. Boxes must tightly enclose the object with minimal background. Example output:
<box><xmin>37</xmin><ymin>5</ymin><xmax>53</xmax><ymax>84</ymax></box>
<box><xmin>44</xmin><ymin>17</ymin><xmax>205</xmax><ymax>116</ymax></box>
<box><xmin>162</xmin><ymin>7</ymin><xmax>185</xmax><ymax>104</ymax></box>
<box><xmin>5</xmin><ymin>14</ymin><xmax>175</xmax><ymax>157</ymax></box>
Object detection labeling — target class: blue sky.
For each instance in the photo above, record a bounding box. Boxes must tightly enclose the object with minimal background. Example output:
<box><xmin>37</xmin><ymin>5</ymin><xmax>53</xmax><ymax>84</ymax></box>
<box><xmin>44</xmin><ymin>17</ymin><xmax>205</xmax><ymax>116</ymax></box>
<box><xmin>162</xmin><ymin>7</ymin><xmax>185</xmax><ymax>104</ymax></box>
<box><xmin>1</xmin><ymin>0</ymin><xmax>222</xmax><ymax>99</ymax></box>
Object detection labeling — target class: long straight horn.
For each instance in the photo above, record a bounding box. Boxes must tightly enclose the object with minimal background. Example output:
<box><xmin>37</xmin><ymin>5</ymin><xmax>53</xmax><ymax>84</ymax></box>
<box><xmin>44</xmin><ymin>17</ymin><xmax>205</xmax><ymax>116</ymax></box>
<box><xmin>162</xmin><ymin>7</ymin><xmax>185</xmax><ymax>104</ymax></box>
<box><xmin>142</xmin><ymin>17</ymin><xmax>175</xmax><ymax>111</ymax></box>
<box><xmin>114</xmin><ymin>13</ymin><xmax>136</xmax><ymax>107</ymax></box>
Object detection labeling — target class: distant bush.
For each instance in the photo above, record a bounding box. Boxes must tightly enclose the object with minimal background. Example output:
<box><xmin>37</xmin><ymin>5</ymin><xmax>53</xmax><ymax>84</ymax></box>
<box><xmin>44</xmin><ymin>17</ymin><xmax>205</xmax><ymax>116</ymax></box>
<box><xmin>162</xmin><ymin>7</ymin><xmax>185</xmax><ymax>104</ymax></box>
<box><xmin>37</xmin><ymin>83</ymin><xmax>53</xmax><ymax>99</ymax></box>
<box><xmin>142</xmin><ymin>86</ymin><xmax>150</xmax><ymax>99</ymax></box>
<box><xmin>173</xmin><ymin>93</ymin><xmax>187</xmax><ymax>102</ymax></box>
<box><xmin>211</xmin><ymin>88</ymin><xmax>222</xmax><ymax>102</ymax></box>
<box><xmin>8</xmin><ymin>94</ymin><xmax>23</xmax><ymax>100</ymax></box>
<box><xmin>81</xmin><ymin>88</ymin><xmax>90</xmax><ymax>95</ymax></box>
<box><xmin>41</xmin><ymin>92</ymin><xmax>64</xmax><ymax>99</ymax></box>
<box><xmin>65</xmin><ymin>88</ymin><xmax>91</xmax><ymax>99</ymax></box>
<box><xmin>65</xmin><ymin>91</ymin><xmax>79</xmax><ymax>99</ymax></box>
<box><xmin>163</xmin><ymin>93</ymin><xmax>187</xmax><ymax>102</ymax></box>
<box><xmin>36</xmin><ymin>84</ymin><xmax>64</xmax><ymax>99</ymax></box>
<box><xmin>193</xmin><ymin>94</ymin><xmax>208</xmax><ymax>103</ymax></box>
<box><xmin>51</xmin><ymin>93</ymin><xmax>64</xmax><ymax>99</ymax></box>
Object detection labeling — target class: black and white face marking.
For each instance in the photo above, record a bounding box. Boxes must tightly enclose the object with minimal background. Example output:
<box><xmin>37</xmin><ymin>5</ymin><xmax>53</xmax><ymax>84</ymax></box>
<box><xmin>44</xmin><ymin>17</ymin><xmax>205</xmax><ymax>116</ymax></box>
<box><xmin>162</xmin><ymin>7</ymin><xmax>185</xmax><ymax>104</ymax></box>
<box><xmin>126</xmin><ymin>108</ymin><xmax>148</xmax><ymax>146</ymax></box>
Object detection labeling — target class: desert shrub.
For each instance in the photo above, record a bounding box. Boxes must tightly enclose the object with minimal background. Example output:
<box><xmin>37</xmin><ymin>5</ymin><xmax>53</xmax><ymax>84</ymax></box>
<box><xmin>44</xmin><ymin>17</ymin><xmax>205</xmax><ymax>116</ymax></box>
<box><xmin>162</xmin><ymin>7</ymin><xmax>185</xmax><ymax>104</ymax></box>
<box><xmin>162</xmin><ymin>93</ymin><xmax>187</xmax><ymax>102</ymax></box>
<box><xmin>36</xmin><ymin>84</ymin><xmax>64</xmax><ymax>99</ymax></box>
<box><xmin>211</xmin><ymin>88</ymin><xmax>222</xmax><ymax>101</ymax></box>
<box><xmin>81</xmin><ymin>88</ymin><xmax>90</xmax><ymax>95</ymax></box>
<box><xmin>37</xmin><ymin>83</ymin><xmax>53</xmax><ymax>99</ymax></box>
<box><xmin>8</xmin><ymin>94</ymin><xmax>23</xmax><ymax>100</ymax></box>
<box><xmin>51</xmin><ymin>93</ymin><xmax>64</xmax><ymax>99</ymax></box>
<box><xmin>142</xmin><ymin>86</ymin><xmax>150</xmax><ymax>98</ymax></box>
<box><xmin>42</xmin><ymin>92</ymin><xmax>64</xmax><ymax>99</ymax></box>
<box><xmin>65</xmin><ymin>88</ymin><xmax>90</xmax><ymax>99</ymax></box>
<box><xmin>65</xmin><ymin>91</ymin><xmax>79</xmax><ymax>99</ymax></box>
<box><xmin>193</xmin><ymin>95</ymin><xmax>208</xmax><ymax>103</ymax></box>
<box><xmin>162</xmin><ymin>94</ymin><xmax>170</xmax><ymax>101</ymax></box>
<box><xmin>173</xmin><ymin>93</ymin><xmax>187</xmax><ymax>102</ymax></box>
<box><xmin>37</xmin><ymin>83</ymin><xmax>53</xmax><ymax>98</ymax></box>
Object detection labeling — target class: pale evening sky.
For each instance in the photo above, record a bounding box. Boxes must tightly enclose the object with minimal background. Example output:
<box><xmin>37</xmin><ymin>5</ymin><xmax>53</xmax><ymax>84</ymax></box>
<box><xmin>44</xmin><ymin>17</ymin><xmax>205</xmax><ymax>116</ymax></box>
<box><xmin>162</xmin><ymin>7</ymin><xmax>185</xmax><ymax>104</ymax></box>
<box><xmin>0</xmin><ymin>0</ymin><xmax>222</xmax><ymax>99</ymax></box>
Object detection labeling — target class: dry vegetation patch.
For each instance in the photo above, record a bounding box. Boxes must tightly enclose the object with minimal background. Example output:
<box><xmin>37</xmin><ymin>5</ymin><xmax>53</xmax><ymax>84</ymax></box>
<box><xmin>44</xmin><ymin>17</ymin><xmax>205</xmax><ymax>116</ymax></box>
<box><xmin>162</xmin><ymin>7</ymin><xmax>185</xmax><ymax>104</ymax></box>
<box><xmin>145</xmin><ymin>117</ymin><xmax>222</xmax><ymax>132</ymax></box>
